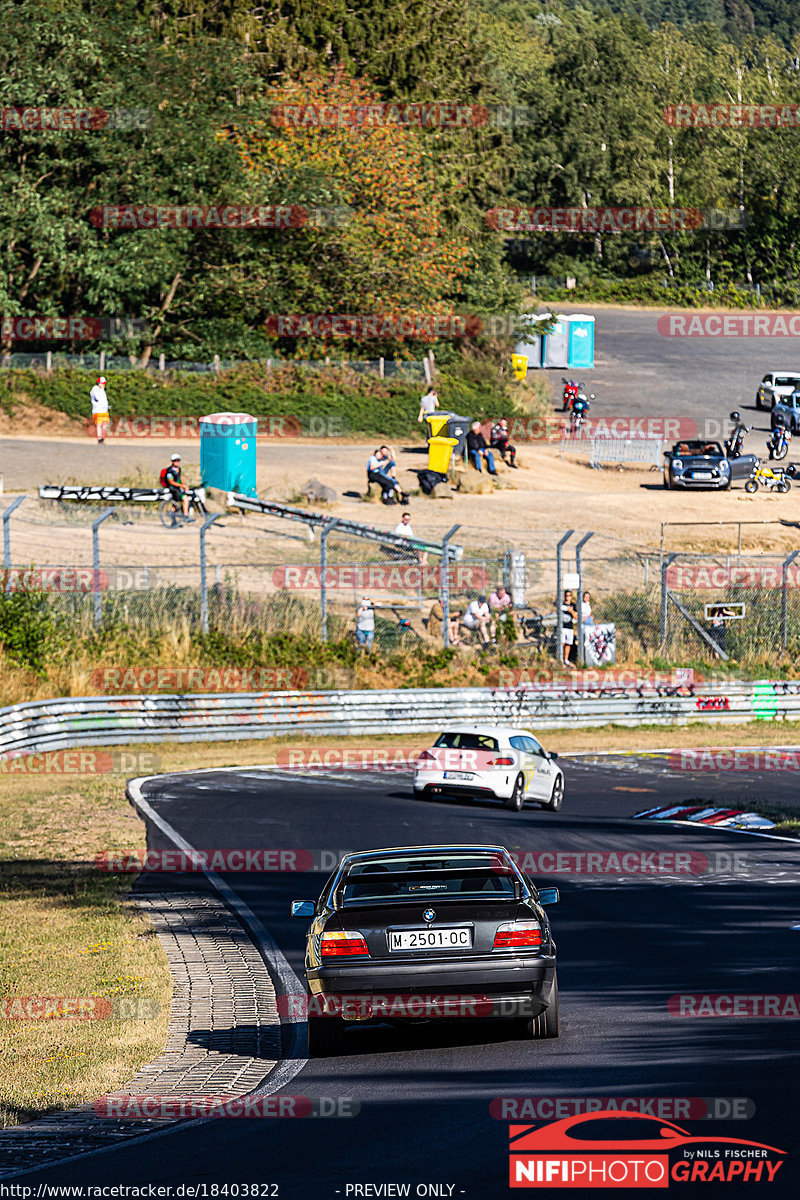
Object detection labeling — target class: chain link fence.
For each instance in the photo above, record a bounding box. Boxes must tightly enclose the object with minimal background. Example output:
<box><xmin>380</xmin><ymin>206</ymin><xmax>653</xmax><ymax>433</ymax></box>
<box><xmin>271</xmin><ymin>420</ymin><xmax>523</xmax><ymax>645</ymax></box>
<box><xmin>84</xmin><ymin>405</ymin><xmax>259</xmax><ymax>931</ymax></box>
<box><xmin>0</xmin><ymin>352</ymin><xmax>427</xmax><ymax>379</ymax></box>
<box><xmin>5</xmin><ymin>498</ymin><xmax>795</xmax><ymax>665</ymax></box>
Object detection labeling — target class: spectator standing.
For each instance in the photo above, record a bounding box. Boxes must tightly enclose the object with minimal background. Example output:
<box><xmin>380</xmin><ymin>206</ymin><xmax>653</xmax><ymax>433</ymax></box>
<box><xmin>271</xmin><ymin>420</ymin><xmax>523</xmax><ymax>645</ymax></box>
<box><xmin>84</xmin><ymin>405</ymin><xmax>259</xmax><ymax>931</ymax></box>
<box><xmin>490</xmin><ymin>418</ymin><xmax>517</xmax><ymax>467</ymax></box>
<box><xmin>709</xmin><ymin>605</ymin><xmax>733</xmax><ymax>659</ymax></box>
<box><xmin>489</xmin><ymin>583</ymin><xmax>515</xmax><ymax>639</ymax></box>
<box><xmin>462</xmin><ymin>594</ymin><xmax>495</xmax><ymax>645</ymax></box>
<box><xmin>561</xmin><ymin>590</ymin><xmax>578</xmax><ymax>666</ymax></box>
<box><xmin>90</xmin><ymin>375</ymin><xmax>109</xmax><ymax>444</ymax></box>
<box><xmin>356</xmin><ymin>597</ymin><xmax>375</xmax><ymax>653</ymax></box>
<box><xmin>418</xmin><ymin>388</ymin><xmax>439</xmax><ymax>437</ymax></box>
<box><xmin>466</xmin><ymin>422</ymin><xmax>497</xmax><ymax>474</ymax></box>
<box><xmin>580</xmin><ymin>590</ymin><xmax>594</xmax><ymax>626</ymax></box>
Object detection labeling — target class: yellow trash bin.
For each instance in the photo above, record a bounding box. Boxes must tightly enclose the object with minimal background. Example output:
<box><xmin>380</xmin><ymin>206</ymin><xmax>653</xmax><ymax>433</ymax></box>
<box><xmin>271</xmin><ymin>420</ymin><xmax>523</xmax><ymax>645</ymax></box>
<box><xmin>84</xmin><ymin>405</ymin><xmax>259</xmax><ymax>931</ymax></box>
<box><xmin>511</xmin><ymin>353</ymin><xmax>529</xmax><ymax>381</ymax></box>
<box><xmin>424</xmin><ymin>412</ymin><xmax>451</xmax><ymax>440</ymax></box>
<box><xmin>427</xmin><ymin>435</ymin><xmax>459</xmax><ymax>474</ymax></box>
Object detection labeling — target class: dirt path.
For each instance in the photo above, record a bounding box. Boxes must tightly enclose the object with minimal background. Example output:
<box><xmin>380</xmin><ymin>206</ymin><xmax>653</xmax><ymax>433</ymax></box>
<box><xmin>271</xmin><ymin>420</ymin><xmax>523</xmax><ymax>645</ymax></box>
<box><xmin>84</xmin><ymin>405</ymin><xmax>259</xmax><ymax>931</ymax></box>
<box><xmin>3</xmin><ymin>431</ymin><xmax>797</xmax><ymax>555</ymax></box>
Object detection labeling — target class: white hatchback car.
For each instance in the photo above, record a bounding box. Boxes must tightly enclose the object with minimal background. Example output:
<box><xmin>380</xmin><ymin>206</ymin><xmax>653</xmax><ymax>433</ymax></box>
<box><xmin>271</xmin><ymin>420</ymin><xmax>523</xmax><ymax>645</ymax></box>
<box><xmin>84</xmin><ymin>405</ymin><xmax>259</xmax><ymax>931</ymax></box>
<box><xmin>413</xmin><ymin>725</ymin><xmax>564</xmax><ymax>812</ymax></box>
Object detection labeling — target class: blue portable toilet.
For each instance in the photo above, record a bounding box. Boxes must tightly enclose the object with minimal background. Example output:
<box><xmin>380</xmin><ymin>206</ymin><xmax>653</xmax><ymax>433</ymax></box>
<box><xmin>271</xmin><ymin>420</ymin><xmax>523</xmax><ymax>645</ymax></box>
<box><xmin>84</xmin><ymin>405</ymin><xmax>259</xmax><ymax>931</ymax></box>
<box><xmin>200</xmin><ymin>412</ymin><xmax>258</xmax><ymax>497</ymax></box>
<box><xmin>541</xmin><ymin>316</ymin><xmax>569</xmax><ymax>368</ymax></box>
<box><xmin>567</xmin><ymin>314</ymin><xmax>595</xmax><ymax>369</ymax></box>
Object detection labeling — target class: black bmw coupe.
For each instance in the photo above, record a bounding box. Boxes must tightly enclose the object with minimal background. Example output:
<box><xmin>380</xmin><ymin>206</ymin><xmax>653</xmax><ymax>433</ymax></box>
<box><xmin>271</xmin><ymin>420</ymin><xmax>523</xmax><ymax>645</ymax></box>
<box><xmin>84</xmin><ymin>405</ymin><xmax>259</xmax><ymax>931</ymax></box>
<box><xmin>291</xmin><ymin>844</ymin><xmax>559</xmax><ymax>1056</ymax></box>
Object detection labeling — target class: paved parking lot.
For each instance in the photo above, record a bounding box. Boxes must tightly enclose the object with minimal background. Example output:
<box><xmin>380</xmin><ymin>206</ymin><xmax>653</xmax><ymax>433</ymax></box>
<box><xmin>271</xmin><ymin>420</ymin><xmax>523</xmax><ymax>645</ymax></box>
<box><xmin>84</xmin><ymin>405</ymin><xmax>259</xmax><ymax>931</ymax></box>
<box><xmin>544</xmin><ymin>302</ymin><xmax>794</xmax><ymax>432</ymax></box>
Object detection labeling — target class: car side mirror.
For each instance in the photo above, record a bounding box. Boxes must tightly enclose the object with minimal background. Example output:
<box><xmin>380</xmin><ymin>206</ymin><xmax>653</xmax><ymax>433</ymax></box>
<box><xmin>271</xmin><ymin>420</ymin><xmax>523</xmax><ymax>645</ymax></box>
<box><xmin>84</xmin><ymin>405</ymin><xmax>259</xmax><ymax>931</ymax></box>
<box><xmin>290</xmin><ymin>900</ymin><xmax>315</xmax><ymax>918</ymax></box>
<box><xmin>538</xmin><ymin>887</ymin><xmax>559</xmax><ymax>906</ymax></box>
<box><xmin>548</xmin><ymin>750</ymin><xmax>559</xmax><ymax>760</ymax></box>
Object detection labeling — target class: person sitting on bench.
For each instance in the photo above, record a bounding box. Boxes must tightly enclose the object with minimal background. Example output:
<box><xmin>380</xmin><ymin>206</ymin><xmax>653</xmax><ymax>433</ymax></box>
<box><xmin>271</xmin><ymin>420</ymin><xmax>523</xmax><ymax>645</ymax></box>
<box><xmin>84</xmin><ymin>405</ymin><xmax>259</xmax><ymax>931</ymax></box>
<box><xmin>467</xmin><ymin>423</ymin><xmax>497</xmax><ymax>474</ymax></box>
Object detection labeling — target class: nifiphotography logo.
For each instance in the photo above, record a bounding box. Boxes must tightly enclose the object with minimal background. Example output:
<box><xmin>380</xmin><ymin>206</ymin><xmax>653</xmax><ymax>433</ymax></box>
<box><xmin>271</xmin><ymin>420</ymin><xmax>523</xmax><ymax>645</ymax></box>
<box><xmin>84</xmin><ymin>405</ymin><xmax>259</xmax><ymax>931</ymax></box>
<box><xmin>508</xmin><ymin>1111</ymin><xmax>786</xmax><ymax>1188</ymax></box>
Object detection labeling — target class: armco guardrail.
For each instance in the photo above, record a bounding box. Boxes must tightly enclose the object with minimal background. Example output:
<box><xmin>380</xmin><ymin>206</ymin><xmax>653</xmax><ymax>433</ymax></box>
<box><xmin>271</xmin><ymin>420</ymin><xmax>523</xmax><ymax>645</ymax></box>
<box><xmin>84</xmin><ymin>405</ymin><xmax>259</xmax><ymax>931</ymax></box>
<box><xmin>0</xmin><ymin>682</ymin><xmax>789</xmax><ymax>760</ymax></box>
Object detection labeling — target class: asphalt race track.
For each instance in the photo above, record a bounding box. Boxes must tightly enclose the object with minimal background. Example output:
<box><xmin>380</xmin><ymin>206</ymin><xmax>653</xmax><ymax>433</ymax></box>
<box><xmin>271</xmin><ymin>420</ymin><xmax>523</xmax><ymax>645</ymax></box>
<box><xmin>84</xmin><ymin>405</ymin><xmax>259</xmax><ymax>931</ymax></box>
<box><xmin>14</xmin><ymin>756</ymin><xmax>800</xmax><ymax>1197</ymax></box>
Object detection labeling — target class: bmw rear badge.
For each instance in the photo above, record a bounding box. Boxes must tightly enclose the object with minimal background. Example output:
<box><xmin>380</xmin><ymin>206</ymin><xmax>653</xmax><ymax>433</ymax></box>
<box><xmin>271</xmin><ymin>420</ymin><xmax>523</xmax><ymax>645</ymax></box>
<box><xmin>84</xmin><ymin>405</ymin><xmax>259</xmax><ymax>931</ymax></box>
<box><xmin>423</xmin><ymin>908</ymin><xmax>436</xmax><ymax>922</ymax></box>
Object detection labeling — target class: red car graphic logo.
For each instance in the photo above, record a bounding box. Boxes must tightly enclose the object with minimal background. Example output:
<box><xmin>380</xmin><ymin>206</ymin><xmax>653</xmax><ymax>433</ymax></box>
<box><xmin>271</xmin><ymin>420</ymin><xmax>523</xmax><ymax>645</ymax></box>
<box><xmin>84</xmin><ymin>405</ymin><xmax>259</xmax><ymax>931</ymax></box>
<box><xmin>509</xmin><ymin>1111</ymin><xmax>786</xmax><ymax>1189</ymax></box>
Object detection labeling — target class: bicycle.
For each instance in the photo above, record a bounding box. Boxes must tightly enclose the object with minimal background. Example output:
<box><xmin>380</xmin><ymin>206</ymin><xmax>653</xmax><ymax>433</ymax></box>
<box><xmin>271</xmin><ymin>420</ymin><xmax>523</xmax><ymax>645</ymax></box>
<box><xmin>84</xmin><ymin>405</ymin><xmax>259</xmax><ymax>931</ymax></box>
<box><xmin>158</xmin><ymin>487</ymin><xmax>208</xmax><ymax>528</ymax></box>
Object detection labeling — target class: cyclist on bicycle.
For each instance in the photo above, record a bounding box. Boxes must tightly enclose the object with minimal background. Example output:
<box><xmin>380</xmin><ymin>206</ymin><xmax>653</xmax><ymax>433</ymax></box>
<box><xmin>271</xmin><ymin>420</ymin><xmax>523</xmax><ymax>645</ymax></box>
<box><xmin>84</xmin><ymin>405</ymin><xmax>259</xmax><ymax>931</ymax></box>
<box><xmin>161</xmin><ymin>453</ymin><xmax>194</xmax><ymax>522</ymax></box>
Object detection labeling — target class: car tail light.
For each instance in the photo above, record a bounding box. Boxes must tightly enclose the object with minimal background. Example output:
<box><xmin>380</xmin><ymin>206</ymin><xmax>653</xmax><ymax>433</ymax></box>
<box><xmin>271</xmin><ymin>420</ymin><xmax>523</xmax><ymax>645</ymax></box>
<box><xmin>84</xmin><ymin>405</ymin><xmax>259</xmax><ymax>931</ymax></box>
<box><xmin>486</xmin><ymin>756</ymin><xmax>514</xmax><ymax>767</ymax></box>
<box><xmin>417</xmin><ymin>750</ymin><xmax>436</xmax><ymax>762</ymax></box>
<box><xmin>492</xmin><ymin>921</ymin><xmax>542</xmax><ymax>950</ymax></box>
<box><xmin>320</xmin><ymin>931</ymin><xmax>369</xmax><ymax>958</ymax></box>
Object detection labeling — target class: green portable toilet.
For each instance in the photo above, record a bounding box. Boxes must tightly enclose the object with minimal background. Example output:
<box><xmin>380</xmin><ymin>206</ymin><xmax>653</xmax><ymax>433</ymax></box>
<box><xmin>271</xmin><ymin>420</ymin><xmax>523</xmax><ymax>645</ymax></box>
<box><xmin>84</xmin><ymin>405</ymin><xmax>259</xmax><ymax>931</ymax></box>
<box><xmin>200</xmin><ymin>412</ymin><xmax>258</xmax><ymax>497</ymax></box>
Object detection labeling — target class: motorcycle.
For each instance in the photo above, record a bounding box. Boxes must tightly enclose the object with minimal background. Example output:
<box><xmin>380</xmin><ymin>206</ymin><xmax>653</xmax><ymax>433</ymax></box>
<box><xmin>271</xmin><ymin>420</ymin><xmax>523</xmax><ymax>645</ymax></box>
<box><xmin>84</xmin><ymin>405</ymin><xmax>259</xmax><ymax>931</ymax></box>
<box><xmin>570</xmin><ymin>394</ymin><xmax>591</xmax><ymax>434</ymax></box>
<box><xmin>767</xmin><ymin>423</ymin><xmax>790</xmax><ymax>460</ymax></box>
<box><xmin>724</xmin><ymin>411</ymin><xmax>753</xmax><ymax>458</ymax></box>
<box><xmin>745</xmin><ymin>465</ymin><xmax>791</xmax><ymax>493</ymax></box>
<box><xmin>562</xmin><ymin>379</ymin><xmax>580</xmax><ymax>411</ymax></box>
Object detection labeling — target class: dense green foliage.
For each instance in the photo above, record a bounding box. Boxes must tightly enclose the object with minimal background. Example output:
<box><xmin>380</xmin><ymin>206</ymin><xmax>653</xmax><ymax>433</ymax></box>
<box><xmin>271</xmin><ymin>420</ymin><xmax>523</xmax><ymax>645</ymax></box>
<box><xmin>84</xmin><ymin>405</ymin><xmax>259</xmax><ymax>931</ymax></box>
<box><xmin>0</xmin><ymin>587</ymin><xmax>60</xmax><ymax>673</ymax></box>
<box><xmin>3</xmin><ymin>0</ymin><xmax>800</xmax><ymax>371</ymax></box>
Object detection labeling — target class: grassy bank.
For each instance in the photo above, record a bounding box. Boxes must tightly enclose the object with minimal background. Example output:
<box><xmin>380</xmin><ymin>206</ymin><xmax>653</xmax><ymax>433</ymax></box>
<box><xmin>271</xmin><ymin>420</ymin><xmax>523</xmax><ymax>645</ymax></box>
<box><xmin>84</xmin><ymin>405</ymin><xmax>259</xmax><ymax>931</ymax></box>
<box><xmin>0</xmin><ymin>767</ymin><xmax>171</xmax><ymax>1128</ymax></box>
<box><xmin>3</xmin><ymin>363</ymin><xmax>551</xmax><ymax>442</ymax></box>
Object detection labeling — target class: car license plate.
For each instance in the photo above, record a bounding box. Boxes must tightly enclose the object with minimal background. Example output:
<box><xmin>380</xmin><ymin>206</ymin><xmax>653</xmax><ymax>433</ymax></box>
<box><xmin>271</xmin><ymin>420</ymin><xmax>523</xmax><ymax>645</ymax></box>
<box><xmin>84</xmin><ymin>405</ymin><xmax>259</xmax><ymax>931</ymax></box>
<box><xmin>693</xmin><ymin>472</ymin><xmax>713</xmax><ymax>480</ymax></box>
<box><xmin>443</xmin><ymin>771</ymin><xmax>473</xmax><ymax>780</ymax></box>
<box><xmin>389</xmin><ymin>928</ymin><xmax>473</xmax><ymax>951</ymax></box>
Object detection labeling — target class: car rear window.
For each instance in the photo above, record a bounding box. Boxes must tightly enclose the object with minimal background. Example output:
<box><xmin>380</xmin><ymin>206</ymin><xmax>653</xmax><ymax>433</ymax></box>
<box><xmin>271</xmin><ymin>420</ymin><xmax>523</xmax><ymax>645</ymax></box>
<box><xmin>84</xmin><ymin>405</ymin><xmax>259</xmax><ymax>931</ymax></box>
<box><xmin>774</xmin><ymin>376</ymin><xmax>800</xmax><ymax>387</ymax></box>
<box><xmin>338</xmin><ymin>856</ymin><xmax>517</xmax><ymax>905</ymax></box>
<box><xmin>433</xmin><ymin>732</ymin><xmax>499</xmax><ymax>751</ymax></box>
